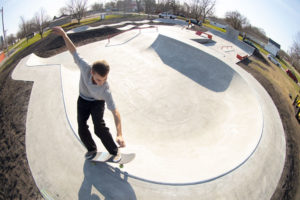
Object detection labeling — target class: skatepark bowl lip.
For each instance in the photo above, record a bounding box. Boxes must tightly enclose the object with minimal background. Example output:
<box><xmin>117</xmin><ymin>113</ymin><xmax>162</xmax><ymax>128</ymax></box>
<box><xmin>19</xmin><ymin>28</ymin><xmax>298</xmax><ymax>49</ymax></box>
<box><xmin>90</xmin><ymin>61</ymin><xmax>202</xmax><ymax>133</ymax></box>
<box><xmin>108</xmin><ymin>33</ymin><xmax>263</xmax><ymax>185</ymax></box>
<box><xmin>20</xmin><ymin>26</ymin><xmax>265</xmax><ymax>186</ymax></box>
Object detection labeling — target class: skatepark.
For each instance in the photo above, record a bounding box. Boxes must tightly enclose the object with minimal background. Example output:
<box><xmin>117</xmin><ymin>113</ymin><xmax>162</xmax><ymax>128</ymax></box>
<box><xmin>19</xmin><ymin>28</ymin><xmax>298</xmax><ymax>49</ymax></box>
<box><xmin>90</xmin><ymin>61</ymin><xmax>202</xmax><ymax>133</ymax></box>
<box><xmin>11</xmin><ymin>21</ymin><xmax>285</xmax><ymax>199</ymax></box>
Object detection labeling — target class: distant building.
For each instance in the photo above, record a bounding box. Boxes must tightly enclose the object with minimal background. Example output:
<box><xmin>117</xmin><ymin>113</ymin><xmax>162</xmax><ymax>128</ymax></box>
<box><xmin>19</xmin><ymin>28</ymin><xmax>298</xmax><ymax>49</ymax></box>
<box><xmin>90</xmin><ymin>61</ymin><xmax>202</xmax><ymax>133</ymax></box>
<box><xmin>265</xmin><ymin>38</ymin><xmax>281</xmax><ymax>56</ymax></box>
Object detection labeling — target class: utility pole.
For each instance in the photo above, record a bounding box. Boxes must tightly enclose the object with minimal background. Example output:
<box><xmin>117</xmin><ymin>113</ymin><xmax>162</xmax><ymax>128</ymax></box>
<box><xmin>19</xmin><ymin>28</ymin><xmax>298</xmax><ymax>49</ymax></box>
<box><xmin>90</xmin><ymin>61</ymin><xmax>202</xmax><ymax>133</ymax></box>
<box><xmin>0</xmin><ymin>6</ymin><xmax>8</xmax><ymax>56</ymax></box>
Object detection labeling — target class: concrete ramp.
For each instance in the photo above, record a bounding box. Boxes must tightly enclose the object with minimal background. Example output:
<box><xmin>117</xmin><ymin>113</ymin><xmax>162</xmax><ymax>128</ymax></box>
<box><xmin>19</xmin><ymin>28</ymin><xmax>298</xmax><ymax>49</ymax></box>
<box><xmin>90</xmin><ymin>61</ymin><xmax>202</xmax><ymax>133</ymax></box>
<box><xmin>67</xmin><ymin>20</ymin><xmax>151</xmax><ymax>34</ymax></box>
<box><xmin>60</xmin><ymin>31</ymin><xmax>263</xmax><ymax>184</ymax></box>
<box><xmin>26</xmin><ymin>54</ymin><xmax>51</xmax><ymax>66</ymax></box>
<box><xmin>209</xmin><ymin>27</ymin><xmax>255</xmax><ymax>55</ymax></box>
<box><xmin>225</xmin><ymin>26</ymin><xmax>239</xmax><ymax>41</ymax></box>
<box><xmin>151</xmin><ymin>34</ymin><xmax>235</xmax><ymax>92</ymax></box>
<box><xmin>11</xmin><ymin>25</ymin><xmax>285</xmax><ymax>199</ymax></box>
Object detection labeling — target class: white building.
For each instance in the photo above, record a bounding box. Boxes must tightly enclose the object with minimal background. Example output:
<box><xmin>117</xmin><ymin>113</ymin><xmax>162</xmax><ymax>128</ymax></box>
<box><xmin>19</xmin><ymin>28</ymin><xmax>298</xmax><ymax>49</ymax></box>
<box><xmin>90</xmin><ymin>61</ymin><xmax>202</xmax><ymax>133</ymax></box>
<box><xmin>265</xmin><ymin>38</ymin><xmax>281</xmax><ymax>56</ymax></box>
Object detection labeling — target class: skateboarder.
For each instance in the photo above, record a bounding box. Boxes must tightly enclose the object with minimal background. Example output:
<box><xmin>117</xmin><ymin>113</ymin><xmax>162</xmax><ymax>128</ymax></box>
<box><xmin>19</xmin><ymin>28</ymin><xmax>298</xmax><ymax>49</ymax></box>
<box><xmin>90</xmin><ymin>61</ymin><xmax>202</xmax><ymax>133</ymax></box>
<box><xmin>52</xmin><ymin>26</ymin><xmax>125</xmax><ymax>162</ymax></box>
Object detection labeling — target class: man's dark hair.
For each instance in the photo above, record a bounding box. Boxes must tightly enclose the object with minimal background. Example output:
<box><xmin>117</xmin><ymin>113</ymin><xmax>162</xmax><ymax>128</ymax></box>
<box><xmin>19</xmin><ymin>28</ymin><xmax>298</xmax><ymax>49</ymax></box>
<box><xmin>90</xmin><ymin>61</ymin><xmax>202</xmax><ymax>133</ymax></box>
<box><xmin>92</xmin><ymin>60</ymin><xmax>110</xmax><ymax>76</ymax></box>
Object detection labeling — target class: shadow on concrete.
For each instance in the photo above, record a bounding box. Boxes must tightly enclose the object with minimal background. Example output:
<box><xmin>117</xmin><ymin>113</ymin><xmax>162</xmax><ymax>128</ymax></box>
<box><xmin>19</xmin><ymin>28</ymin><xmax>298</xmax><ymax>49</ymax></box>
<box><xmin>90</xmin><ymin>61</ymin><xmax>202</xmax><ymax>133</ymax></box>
<box><xmin>201</xmin><ymin>40</ymin><xmax>217</xmax><ymax>47</ymax></box>
<box><xmin>150</xmin><ymin>34</ymin><xmax>234</xmax><ymax>92</ymax></box>
<box><xmin>78</xmin><ymin>160</ymin><xmax>137</xmax><ymax>200</ymax></box>
<box><xmin>191</xmin><ymin>39</ymin><xmax>215</xmax><ymax>45</ymax></box>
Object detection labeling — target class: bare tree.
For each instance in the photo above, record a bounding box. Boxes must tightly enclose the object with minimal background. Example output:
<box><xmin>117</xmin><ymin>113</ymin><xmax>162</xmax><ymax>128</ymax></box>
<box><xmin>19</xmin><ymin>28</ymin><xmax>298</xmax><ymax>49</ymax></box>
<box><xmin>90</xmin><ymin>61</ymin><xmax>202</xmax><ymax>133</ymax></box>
<box><xmin>105</xmin><ymin>1</ymin><xmax>116</xmax><ymax>10</ymax></box>
<box><xmin>200</xmin><ymin>0</ymin><xmax>215</xmax><ymax>22</ymax></box>
<box><xmin>136</xmin><ymin>0</ymin><xmax>142</xmax><ymax>12</ymax></box>
<box><xmin>190</xmin><ymin>0</ymin><xmax>202</xmax><ymax>21</ymax></box>
<box><xmin>6</xmin><ymin>34</ymin><xmax>16</xmax><ymax>46</ymax></box>
<box><xmin>225</xmin><ymin>10</ymin><xmax>248</xmax><ymax>30</ymax></box>
<box><xmin>18</xmin><ymin>17</ymin><xmax>36</xmax><ymax>41</ymax></box>
<box><xmin>59</xmin><ymin>6</ymin><xmax>70</xmax><ymax>17</ymax></box>
<box><xmin>123</xmin><ymin>0</ymin><xmax>131</xmax><ymax>12</ymax></box>
<box><xmin>156</xmin><ymin>0</ymin><xmax>172</xmax><ymax>13</ymax></box>
<box><xmin>243</xmin><ymin>25</ymin><xmax>268</xmax><ymax>42</ymax></box>
<box><xmin>145</xmin><ymin>0</ymin><xmax>156</xmax><ymax>14</ymax></box>
<box><xmin>26</xmin><ymin>19</ymin><xmax>37</xmax><ymax>34</ymax></box>
<box><xmin>169</xmin><ymin>0</ymin><xmax>179</xmax><ymax>14</ymax></box>
<box><xmin>289</xmin><ymin>32</ymin><xmax>300</xmax><ymax>72</ymax></box>
<box><xmin>116</xmin><ymin>0</ymin><xmax>132</xmax><ymax>13</ymax></box>
<box><xmin>182</xmin><ymin>2</ymin><xmax>191</xmax><ymax>17</ymax></box>
<box><xmin>91</xmin><ymin>2</ymin><xmax>103</xmax><ymax>11</ymax></box>
<box><xmin>116</xmin><ymin>0</ymin><xmax>123</xmax><ymax>11</ymax></box>
<box><xmin>67</xmin><ymin>0</ymin><xmax>89</xmax><ymax>24</ymax></box>
<box><xmin>34</xmin><ymin>8</ymin><xmax>50</xmax><ymax>39</ymax></box>
<box><xmin>19</xmin><ymin>16</ymin><xmax>27</xmax><ymax>38</ymax></box>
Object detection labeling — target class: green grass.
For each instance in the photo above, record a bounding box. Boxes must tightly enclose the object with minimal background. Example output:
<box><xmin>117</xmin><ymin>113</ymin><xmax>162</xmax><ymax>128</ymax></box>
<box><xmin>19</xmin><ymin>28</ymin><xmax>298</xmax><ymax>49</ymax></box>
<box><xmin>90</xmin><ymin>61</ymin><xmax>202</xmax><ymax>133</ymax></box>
<box><xmin>269</xmin><ymin>55</ymin><xmax>300</xmax><ymax>84</ymax></box>
<box><xmin>61</xmin><ymin>17</ymin><xmax>100</xmax><ymax>30</ymax></box>
<box><xmin>8</xmin><ymin>29</ymin><xmax>52</xmax><ymax>53</ymax></box>
<box><xmin>105</xmin><ymin>14</ymin><xmax>124</xmax><ymax>20</ymax></box>
<box><xmin>17</xmin><ymin>31</ymin><xmax>50</xmax><ymax>51</ymax></box>
<box><xmin>279</xmin><ymin>60</ymin><xmax>300</xmax><ymax>81</ymax></box>
<box><xmin>0</xmin><ymin>52</ymin><xmax>16</xmax><ymax>73</ymax></box>
<box><xmin>250</xmin><ymin>56</ymin><xmax>300</xmax><ymax>98</ymax></box>
<box><xmin>177</xmin><ymin>16</ymin><xmax>187</xmax><ymax>21</ymax></box>
<box><xmin>251</xmin><ymin>40</ymin><xmax>269</xmax><ymax>55</ymax></box>
<box><xmin>0</xmin><ymin>29</ymin><xmax>52</xmax><ymax>74</ymax></box>
<box><xmin>81</xmin><ymin>17</ymin><xmax>101</xmax><ymax>24</ymax></box>
<box><xmin>203</xmin><ymin>23</ymin><xmax>226</xmax><ymax>33</ymax></box>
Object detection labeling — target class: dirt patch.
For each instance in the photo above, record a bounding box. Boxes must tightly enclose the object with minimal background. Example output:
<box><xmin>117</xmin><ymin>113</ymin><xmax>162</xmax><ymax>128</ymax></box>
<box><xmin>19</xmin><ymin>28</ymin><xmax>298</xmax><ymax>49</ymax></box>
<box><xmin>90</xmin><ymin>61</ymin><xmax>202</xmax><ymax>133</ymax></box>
<box><xmin>239</xmin><ymin>56</ymin><xmax>300</xmax><ymax>200</ymax></box>
<box><xmin>0</xmin><ymin>45</ymin><xmax>41</xmax><ymax>199</ymax></box>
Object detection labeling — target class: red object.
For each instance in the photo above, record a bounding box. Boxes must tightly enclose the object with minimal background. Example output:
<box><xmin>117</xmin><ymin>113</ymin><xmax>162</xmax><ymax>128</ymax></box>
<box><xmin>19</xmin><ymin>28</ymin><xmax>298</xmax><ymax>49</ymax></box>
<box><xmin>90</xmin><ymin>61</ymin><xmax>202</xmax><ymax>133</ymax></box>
<box><xmin>236</xmin><ymin>54</ymin><xmax>247</xmax><ymax>61</ymax></box>
<box><xmin>286</xmin><ymin>69</ymin><xmax>298</xmax><ymax>83</ymax></box>
<box><xmin>196</xmin><ymin>31</ymin><xmax>212</xmax><ymax>39</ymax></box>
<box><xmin>0</xmin><ymin>52</ymin><xmax>5</xmax><ymax>63</ymax></box>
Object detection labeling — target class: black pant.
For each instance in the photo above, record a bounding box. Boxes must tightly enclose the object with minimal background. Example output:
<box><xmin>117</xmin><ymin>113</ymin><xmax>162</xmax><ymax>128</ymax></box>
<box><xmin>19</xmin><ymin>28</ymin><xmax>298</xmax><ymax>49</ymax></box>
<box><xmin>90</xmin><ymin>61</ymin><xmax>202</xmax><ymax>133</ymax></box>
<box><xmin>77</xmin><ymin>96</ymin><xmax>118</xmax><ymax>155</ymax></box>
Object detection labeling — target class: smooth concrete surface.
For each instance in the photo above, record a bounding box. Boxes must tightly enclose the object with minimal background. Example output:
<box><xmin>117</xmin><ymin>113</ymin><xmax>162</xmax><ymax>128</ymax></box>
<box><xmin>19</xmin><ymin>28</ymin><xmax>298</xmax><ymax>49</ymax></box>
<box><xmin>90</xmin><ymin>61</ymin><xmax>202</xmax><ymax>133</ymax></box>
<box><xmin>12</xmin><ymin>25</ymin><xmax>285</xmax><ymax>199</ymax></box>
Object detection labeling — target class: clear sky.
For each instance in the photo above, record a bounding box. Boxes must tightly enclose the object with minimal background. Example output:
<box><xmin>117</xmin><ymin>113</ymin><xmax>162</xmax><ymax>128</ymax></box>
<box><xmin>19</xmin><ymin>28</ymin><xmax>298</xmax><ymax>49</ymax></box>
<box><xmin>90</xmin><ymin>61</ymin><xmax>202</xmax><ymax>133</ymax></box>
<box><xmin>1</xmin><ymin>0</ymin><xmax>299</xmax><ymax>52</ymax></box>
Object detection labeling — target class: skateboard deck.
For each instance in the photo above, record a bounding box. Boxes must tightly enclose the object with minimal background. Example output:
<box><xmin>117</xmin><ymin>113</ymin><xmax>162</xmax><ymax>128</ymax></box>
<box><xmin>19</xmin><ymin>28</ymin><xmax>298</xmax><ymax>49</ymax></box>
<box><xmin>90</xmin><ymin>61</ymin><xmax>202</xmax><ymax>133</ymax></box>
<box><xmin>90</xmin><ymin>151</ymin><xmax>135</xmax><ymax>165</ymax></box>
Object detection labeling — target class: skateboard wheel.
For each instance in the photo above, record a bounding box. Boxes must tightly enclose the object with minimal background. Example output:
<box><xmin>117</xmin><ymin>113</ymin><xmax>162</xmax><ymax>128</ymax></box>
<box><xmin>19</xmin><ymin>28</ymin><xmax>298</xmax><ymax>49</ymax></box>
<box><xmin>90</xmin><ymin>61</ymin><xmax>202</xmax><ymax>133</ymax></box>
<box><xmin>119</xmin><ymin>164</ymin><xmax>124</xmax><ymax>168</ymax></box>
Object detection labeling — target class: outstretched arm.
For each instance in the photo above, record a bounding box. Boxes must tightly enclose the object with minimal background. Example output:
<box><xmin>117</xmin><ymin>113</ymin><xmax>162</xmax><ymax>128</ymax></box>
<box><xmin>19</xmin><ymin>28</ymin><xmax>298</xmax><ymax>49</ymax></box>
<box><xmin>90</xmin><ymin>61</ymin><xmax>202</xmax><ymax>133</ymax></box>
<box><xmin>52</xmin><ymin>26</ymin><xmax>76</xmax><ymax>54</ymax></box>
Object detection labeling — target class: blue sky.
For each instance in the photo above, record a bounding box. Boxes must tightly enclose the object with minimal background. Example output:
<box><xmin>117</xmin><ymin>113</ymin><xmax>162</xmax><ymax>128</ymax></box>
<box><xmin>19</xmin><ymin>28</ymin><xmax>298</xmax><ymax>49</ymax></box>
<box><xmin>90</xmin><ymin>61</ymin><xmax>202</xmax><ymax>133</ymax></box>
<box><xmin>1</xmin><ymin>0</ymin><xmax>299</xmax><ymax>52</ymax></box>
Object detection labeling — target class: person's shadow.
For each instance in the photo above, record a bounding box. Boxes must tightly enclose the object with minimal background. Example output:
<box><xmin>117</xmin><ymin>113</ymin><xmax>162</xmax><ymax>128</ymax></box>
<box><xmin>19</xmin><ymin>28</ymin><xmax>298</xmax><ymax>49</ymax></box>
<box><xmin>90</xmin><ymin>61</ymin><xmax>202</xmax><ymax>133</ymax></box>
<box><xmin>78</xmin><ymin>160</ymin><xmax>137</xmax><ymax>200</ymax></box>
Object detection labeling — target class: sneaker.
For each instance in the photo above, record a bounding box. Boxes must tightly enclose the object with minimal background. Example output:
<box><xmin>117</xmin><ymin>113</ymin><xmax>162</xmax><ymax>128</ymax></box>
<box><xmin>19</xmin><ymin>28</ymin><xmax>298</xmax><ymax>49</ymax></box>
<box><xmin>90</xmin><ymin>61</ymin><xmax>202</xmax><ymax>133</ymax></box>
<box><xmin>85</xmin><ymin>150</ymin><xmax>97</xmax><ymax>160</ymax></box>
<box><xmin>113</xmin><ymin>148</ymin><xmax>122</xmax><ymax>162</ymax></box>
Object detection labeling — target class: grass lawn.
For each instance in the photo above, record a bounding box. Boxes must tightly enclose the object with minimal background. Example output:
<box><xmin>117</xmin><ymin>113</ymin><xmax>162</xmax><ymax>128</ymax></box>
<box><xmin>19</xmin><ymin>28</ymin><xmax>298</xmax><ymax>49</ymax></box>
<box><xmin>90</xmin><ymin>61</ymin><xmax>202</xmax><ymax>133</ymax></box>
<box><xmin>203</xmin><ymin>23</ymin><xmax>226</xmax><ymax>33</ymax></box>
<box><xmin>252</xmin><ymin>41</ymin><xmax>269</xmax><ymax>55</ymax></box>
<box><xmin>0</xmin><ymin>29</ymin><xmax>53</xmax><ymax>73</ymax></box>
<box><xmin>251</xmin><ymin>56</ymin><xmax>300</xmax><ymax>96</ymax></box>
<box><xmin>15</xmin><ymin>30</ymin><xmax>52</xmax><ymax>53</ymax></box>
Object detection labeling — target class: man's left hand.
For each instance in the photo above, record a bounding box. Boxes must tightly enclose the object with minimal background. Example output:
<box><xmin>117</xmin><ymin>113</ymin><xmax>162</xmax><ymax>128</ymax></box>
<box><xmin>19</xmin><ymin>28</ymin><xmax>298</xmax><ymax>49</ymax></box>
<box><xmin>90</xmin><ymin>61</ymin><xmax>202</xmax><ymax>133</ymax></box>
<box><xmin>116</xmin><ymin>136</ymin><xmax>126</xmax><ymax>148</ymax></box>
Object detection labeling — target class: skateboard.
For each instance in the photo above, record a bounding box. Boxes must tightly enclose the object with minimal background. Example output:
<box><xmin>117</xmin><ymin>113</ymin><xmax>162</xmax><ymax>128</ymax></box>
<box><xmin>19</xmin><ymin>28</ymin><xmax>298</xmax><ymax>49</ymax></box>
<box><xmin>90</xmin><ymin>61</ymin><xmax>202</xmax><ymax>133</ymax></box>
<box><xmin>90</xmin><ymin>151</ymin><xmax>135</xmax><ymax>168</ymax></box>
